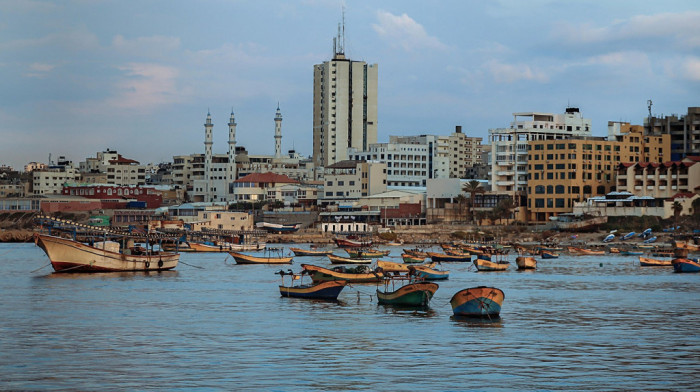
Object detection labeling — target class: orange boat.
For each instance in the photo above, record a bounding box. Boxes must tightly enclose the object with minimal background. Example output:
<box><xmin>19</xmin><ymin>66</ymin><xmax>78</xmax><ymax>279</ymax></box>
<box><xmin>567</xmin><ymin>247</ymin><xmax>605</xmax><ymax>256</ymax></box>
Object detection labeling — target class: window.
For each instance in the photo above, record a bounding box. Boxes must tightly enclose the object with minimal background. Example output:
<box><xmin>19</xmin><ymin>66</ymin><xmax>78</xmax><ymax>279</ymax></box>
<box><xmin>535</xmin><ymin>198</ymin><xmax>544</xmax><ymax>208</ymax></box>
<box><xmin>535</xmin><ymin>185</ymin><xmax>545</xmax><ymax>194</ymax></box>
<box><xmin>555</xmin><ymin>198</ymin><xmax>565</xmax><ymax>208</ymax></box>
<box><xmin>547</xmin><ymin>185</ymin><xmax>553</xmax><ymax>194</ymax></box>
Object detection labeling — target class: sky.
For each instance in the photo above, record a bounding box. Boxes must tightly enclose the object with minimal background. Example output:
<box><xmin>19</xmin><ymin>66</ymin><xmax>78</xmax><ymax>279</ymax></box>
<box><xmin>1</xmin><ymin>0</ymin><xmax>699</xmax><ymax>170</ymax></box>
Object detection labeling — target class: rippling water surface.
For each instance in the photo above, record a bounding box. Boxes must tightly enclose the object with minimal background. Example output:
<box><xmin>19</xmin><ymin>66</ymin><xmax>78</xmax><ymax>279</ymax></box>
<box><xmin>1</xmin><ymin>243</ymin><xmax>699</xmax><ymax>391</ymax></box>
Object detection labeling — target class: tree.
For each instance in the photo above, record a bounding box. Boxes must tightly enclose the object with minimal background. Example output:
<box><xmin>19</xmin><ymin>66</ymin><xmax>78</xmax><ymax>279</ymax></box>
<box><xmin>495</xmin><ymin>197</ymin><xmax>516</xmax><ymax>225</ymax></box>
<box><xmin>454</xmin><ymin>194</ymin><xmax>468</xmax><ymax>222</ymax></box>
<box><xmin>672</xmin><ymin>200</ymin><xmax>683</xmax><ymax>227</ymax></box>
<box><xmin>461</xmin><ymin>180</ymin><xmax>484</xmax><ymax>223</ymax></box>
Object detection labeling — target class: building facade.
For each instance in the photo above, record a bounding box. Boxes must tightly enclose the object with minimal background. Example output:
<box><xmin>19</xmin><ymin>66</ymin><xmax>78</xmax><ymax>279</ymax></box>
<box><xmin>645</xmin><ymin>106</ymin><xmax>700</xmax><ymax>160</ymax></box>
<box><xmin>319</xmin><ymin>160</ymin><xmax>387</xmax><ymax>207</ymax></box>
<box><xmin>312</xmin><ymin>30</ymin><xmax>377</xmax><ymax>177</ymax></box>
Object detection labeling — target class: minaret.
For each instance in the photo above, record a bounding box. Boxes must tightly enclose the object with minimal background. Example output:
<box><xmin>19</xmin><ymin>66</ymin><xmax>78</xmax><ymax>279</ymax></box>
<box><xmin>204</xmin><ymin>110</ymin><xmax>213</xmax><ymax>195</ymax></box>
<box><xmin>227</xmin><ymin>109</ymin><xmax>237</xmax><ymax>181</ymax></box>
<box><xmin>274</xmin><ymin>104</ymin><xmax>282</xmax><ymax>159</ymax></box>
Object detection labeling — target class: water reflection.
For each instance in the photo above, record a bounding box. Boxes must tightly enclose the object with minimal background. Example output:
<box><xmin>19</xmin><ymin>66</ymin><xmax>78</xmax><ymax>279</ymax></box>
<box><xmin>34</xmin><ymin>270</ymin><xmax>180</xmax><ymax>280</ymax></box>
<box><xmin>451</xmin><ymin>315</ymin><xmax>504</xmax><ymax>327</ymax></box>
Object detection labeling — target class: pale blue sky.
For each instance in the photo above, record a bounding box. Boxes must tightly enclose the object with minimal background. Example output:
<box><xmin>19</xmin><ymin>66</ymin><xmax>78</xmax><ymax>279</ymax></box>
<box><xmin>1</xmin><ymin>0</ymin><xmax>699</xmax><ymax>169</ymax></box>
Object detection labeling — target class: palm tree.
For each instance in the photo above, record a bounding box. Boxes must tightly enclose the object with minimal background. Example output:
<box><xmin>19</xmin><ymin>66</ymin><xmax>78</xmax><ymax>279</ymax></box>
<box><xmin>454</xmin><ymin>194</ymin><xmax>468</xmax><ymax>222</ymax></box>
<box><xmin>462</xmin><ymin>180</ymin><xmax>484</xmax><ymax>223</ymax></box>
<box><xmin>672</xmin><ymin>200</ymin><xmax>683</xmax><ymax>228</ymax></box>
<box><xmin>495</xmin><ymin>197</ymin><xmax>516</xmax><ymax>225</ymax></box>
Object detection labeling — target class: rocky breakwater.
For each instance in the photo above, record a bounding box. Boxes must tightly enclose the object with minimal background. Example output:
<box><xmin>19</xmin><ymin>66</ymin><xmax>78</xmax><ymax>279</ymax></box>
<box><xmin>0</xmin><ymin>229</ymin><xmax>35</xmax><ymax>243</ymax></box>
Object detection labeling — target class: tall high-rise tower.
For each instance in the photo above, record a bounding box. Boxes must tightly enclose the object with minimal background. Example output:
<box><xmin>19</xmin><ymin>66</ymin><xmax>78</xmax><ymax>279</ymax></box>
<box><xmin>204</xmin><ymin>110</ymin><xmax>213</xmax><ymax>185</ymax></box>
<box><xmin>274</xmin><ymin>104</ymin><xmax>282</xmax><ymax>159</ymax></box>
<box><xmin>228</xmin><ymin>109</ymin><xmax>237</xmax><ymax>181</ymax></box>
<box><xmin>312</xmin><ymin>20</ymin><xmax>378</xmax><ymax>178</ymax></box>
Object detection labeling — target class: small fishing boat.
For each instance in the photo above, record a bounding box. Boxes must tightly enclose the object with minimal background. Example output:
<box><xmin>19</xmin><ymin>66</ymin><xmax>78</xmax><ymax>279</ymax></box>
<box><xmin>277</xmin><ymin>270</ymin><xmax>346</xmax><ymax>300</ymax></box>
<box><xmin>603</xmin><ymin>234</ymin><xmax>615</xmax><ymax>243</ymax></box>
<box><xmin>541</xmin><ymin>251</ymin><xmax>559</xmax><ymax>259</ymax></box>
<box><xmin>426</xmin><ymin>251</ymin><xmax>472</xmax><ymax>262</ymax></box>
<box><xmin>672</xmin><ymin>258</ymin><xmax>700</xmax><ymax>273</ymax></box>
<box><xmin>638</xmin><ymin>256</ymin><xmax>672</xmax><ymax>267</ymax></box>
<box><xmin>401</xmin><ymin>253</ymin><xmax>426</xmax><ymax>263</ymax></box>
<box><xmin>411</xmin><ymin>265</ymin><xmax>450</xmax><ymax>280</ymax></box>
<box><xmin>403</xmin><ymin>248</ymin><xmax>429</xmax><ymax>258</ymax></box>
<box><xmin>674</xmin><ymin>241</ymin><xmax>700</xmax><ymax>252</ymax></box>
<box><xmin>376</xmin><ymin>259</ymin><xmax>437</xmax><ymax>273</ymax></box>
<box><xmin>473</xmin><ymin>258</ymin><xmax>509</xmax><ymax>271</ymax></box>
<box><xmin>515</xmin><ymin>256</ymin><xmax>537</xmax><ymax>270</ymax></box>
<box><xmin>376</xmin><ymin>275</ymin><xmax>439</xmax><ymax>307</ymax></box>
<box><xmin>567</xmin><ymin>247</ymin><xmax>605</xmax><ymax>256</ymax></box>
<box><xmin>651</xmin><ymin>249</ymin><xmax>675</xmax><ymax>258</ymax></box>
<box><xmin>334</xmin><ymin>237</ymin><xmax>373</xmax><ymax>248</ymax></box>
<box><xmin>229</xmin><ymin>248</ymin><xmax>293</xmax><ymax>264</ymax></box>
<box><xmin>344</xmin><ymin>248</ymin><xmax>390</xmax><ymax>258</ymax></box>
<box><xmin>639</xmin><ymin>228</ymin><xmax>652</xmax><ymax>238</ymax></box>
<box><xmin>608</xmin><ymin>247</ymin><xmax>620</xmax><ymax>254</ymax></box>
<box><xmin>301</xmin><ymin>264</ymin><xmax>384</xmax><ymax>283</ymax></box>
<box><xmin>189</xmin><ymin>241</ymin><xmax>266</xmax><ymax>252</ymax></box>
<box><xmin>622</xmin><ymin>232</ymin><xmax>636</xmax><ymax>240</ymax></box>
<box><xmin>450</xmin><ymin>286</ymin><xmax>505</xmax><ymax>318</ymax></box>
<box><xmin>620</xmin><ymin>250</ymin><xmax>644</xmax><ymax>256</ymax></box>
<box><xmin>34</xmin><ymin>233</ymin><xmax>179</xmax><ymax>273</ymax></box>
<box><xmin>290</xmin><ymin>247</ymin><xmax>333</xmax><ymax>257</ymax></box>
<box><xmin>256</xmin><ymin>221</ymin><xmax>301</xmax><ymax>233</ymax></box>
<box><xmin>643</xmin><ymin>236</ymin><xmax>658</xmax><ymax>244</ymax></box>
<box><xmin>327</xmin><ymin>254</ymin><xmax>373</xmax><ymax>264</ymax></box>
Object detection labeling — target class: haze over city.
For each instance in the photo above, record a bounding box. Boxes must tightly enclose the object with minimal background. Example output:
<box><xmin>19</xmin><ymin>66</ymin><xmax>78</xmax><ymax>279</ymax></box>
<box><xmin>1</xmin><ymin>0</ymin><xmax>699</xmax><ymax>170</ymax></box>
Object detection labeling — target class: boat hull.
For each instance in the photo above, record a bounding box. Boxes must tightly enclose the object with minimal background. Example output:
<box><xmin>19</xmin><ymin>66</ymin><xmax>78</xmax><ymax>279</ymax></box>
<box><xmin>473</xmin><ymin>259</ymin><xmax>509</xmax><ymax>271</ymax></box>
<box><xmin>301</xmin><ymin>264</ymin><xmax>383</xmax><ymax>283</ymax></box>
<box><xmin>427</xmin><ymin>252</ymin><xmax>471</xmax><ymax>262</ymax></box>
<box><xmin>515</xmin><ymin>256</ymin><xmax>537</xmax><ymax>270</ymax></box>
<box><xmin>377</xmin><ymin>282</ymin><xmax>438</xmax><ymax>306</ymax></box>
<box><xmin>672</xmin><ymin>258</ymin><xmax>700</xmax><ymax>273</ymax></box>
<box><xmin>334</xmin><ymin>238</ymin><xmax>372</xmax><ymax>248</ymax></box>
<box><xmin>189</xmin><ymin>242</ymin><xmax>266</xmax><ymax>252</ymax></box>
<box><xmin>413</xmin><ymin>266</ymin><xmax>449</xmax><ymax>280</ymax></box>
<box><xmin>228</xmin><ymin>251</ymin><xmax>293</xmax><ymax>264</ymax></box>
<box><xmin>376</xmin><ymin>260</ymin><xmax>436</xmax><ymax>273</ymax></box>
<box><xmin>345</xmin><ymin>249</ymin><xmax>389</xmax><ymax>258</ymax></box>
<box><xmin>279</xmin><ymin>280</ymin><xmax>346</xmax><ymax>300</ymax></box>
<box><xmin>541</xmin><ymin>251</ymin><xmax>559</xmax><ymax>259</ymax></box>
<box><xmin>327</xmin><ymin>254</ymin><xmax>373</xmax><ymax>264</ymax></box>
<box><xmin>290</xmin><ymin>247</ymin><xmax>333</xmax><ymax>256</ymax></box>
<box><xmin>450</xmin><ymin>287</ymin><xmax>505</xmax><ymax>318</ymax></box>
<box><xmin>639</xmin><ymin>256</ymin><xmax>672</xmax><ymax>267</ymax></box>
<box><xmin>35</xmin><ymin>234</ymin><xmax>179</xmax><ymax>273</ymax></box>
<box><xmin>401</xmin><ymin>254</ymin><xmax>426</xmax><ymax>263</ymax></box>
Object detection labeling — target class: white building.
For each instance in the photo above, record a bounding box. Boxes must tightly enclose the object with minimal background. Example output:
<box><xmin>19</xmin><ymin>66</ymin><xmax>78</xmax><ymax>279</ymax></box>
<box><xmin>489</xmin><ymin>107</ymin><xmax>592</xmax><ymax>193</ymax></box>
<box><xmin>32</xmin><ymin>167</ymin><xmax>81</xmax><ymax>195</ymax></box>
<box><xmin>191</xmin><ymin>110</ymin><xmax>237</xmax><ymax>203</ymax></box>
<box><xmin>312</xmin><ymin>26</ymin><xmax>378</xmax><ymax>177</ymax></box>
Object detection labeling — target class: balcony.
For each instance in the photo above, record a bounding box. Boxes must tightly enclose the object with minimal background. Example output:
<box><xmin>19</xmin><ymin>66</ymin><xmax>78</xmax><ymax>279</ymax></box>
<box><xmin>497</xmin><ymin>181</ymin><xmax>514</xmax><ymax>186</ymax></box>
<box><xmin>498</xmin><ymin>171</ymin><xmax>515</xmax><ymax>176</ymax></box>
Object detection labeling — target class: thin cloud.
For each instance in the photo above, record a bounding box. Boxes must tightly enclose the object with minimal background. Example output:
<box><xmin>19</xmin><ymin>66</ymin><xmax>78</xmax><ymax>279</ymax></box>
<box><xmin>107</xmin><ymin>63</ymin><xmax>187</xmax><ymax>110</ymax></box>
<box><xmin>485</xmin><ymin>60</ymin><xmax>548</xmax><ymax>84</ymax></box>
<box><xmin>373</xmin><ymin>10</ymin><xmax>447</xmax><ymax>52</ymax></box>
<box><xmin>681</xmin><ymin>57</ymin><xmax>700</xmax><ymax>82</ymax></box>
<box><xmin>112</xmin><ymin>35</ymin><xmax>181</xmax><ymax>57</ymax></box>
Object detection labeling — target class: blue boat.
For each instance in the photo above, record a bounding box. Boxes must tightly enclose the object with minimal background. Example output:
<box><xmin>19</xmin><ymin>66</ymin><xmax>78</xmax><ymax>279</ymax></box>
<box><xmin>643</xmin><ymin>236</ymin><xmax>657</xmax><ymax>244</ymax></box>
<box><xmin>622</xmin><ymin>232</ymin><xmax>636</xmax><ymax>240</ymax></box>
<box><xmin>620</xmin><ymin>250</ymin><xmax>644</xmax><ymax>256</ymax></box>
<box><xmin>672</xmin><ymin>258</ymin><xmax>700</xmax><ymax>273</ymax></box>
<box><xmin>638</xmin><ymin>228</ymin><xmax>652</xmax><ymax>238</ymax></box>
<box><xmin>450</xmin><ymin>286</ymin><xmax>505</xmax><ymax>318</ymax></box>
<box><xmin>411</xmin><ymin>265</ymin><xmax>450</xmax><ymax>280</ymax></box>
<box><xmin>277</xmin><ymin>270</ymin><xmax>347</xmax><ymax>300</ymax></box>
<box><xmin>541</xmin><ymin>251</ymin><xmax>559</xmax><ymax>259</ymax></box>
<box><xmin>603</xmin><ymin>234</ymin><xmax>615</xmax><ymax>243</ymax></box>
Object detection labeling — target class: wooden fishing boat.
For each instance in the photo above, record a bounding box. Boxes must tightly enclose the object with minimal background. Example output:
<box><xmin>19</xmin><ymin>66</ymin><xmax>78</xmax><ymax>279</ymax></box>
<box><xmin>344</xmin><ymin>248</ymin><xmax>390</xmax><ymax>258</ymax></box>
<box><xmin>327</xmin><ymin>254</ymin><xmax>372</xmax><ymax>264</ymax></box>
<box><xmin>450</xmin><ymin>286</ymin><xmax>505</xmax><ymax>318</ymax></box>
<box><xmin>620</xmin><ymin>250</ymin><xmax>644</xmax><ymax>256</ymax></box>
<box><xmin>426</xmin><ymin>251</ymin><xmax>471</xmax><ymax>262</ymax></box>
<box><xmin>376</xmin><ymin>259</ymin><xmax>437</xmax><ymax>273</ymax></box>
<box><xmin>228</xmin><ymin>248</ymin><xmax>293</xmax><ymax>264</ymax></box>
<box><xmin>411</xmin><ymin>265</ymin><xmax>450</xmax><ymax>280</ymax></box>
<box><xmin>674</xmin><ymin>241</ymin><xmax>700</xmax><ymax>252</ymax></box>
<box><xmin>256</xmin><ymin>221</ymin><xmax>301</xmax><ymax>234</ymax></box>
<box><xmin>651</xmin><ymin>249</ymin><xmax>675</xmax><ymax>258</ymax></box>
<box><xmin>515</xmin><ymin>256</ymin><xmax>537</xmax><ymax>270</ymax></box>
<box><xmin>541</xmin><ymin>251</ymin><xmax>559</xmax><ymax>259</ymax></box>
<box><xmin>277</xmin><ymin>270</ymin><xmax>346</xmax><ymax>300</ymax></box>
<box><xmin>638</xmin><ymin>256</ymin><xmax>672</xmax><ymax>267</ymax></box>
<box><xmin>189</xmin><ymin>241</ymin><xmax>266</xmax><ymax>252</ymax></box>
<box><xmin>401</xmin><ymin>253</ymin><xmax>426</xmax><ymax>263</ymax></box>
<box><xmin>290</xmin><ymin>247</ymin><xmax>333</xmax><ymax>257</ymax></box>
<box><xmin>567</xmin><ymin>247</ymin><xmax>605</xmax><ymax>256</ymax></box>
<box><xmin>334</xmin><ymin>237</ymin><xmax>372</xmax><ymax>248</ymax></box>
<box><xmin>608</xmin><ymin>247</ymin><xmax>620</xmax><ymax>254</ymax></box>
<box><xmin>403</xmin><ymin>248</ymin><xmax>428</xmax><ymax>258</ymax></box>
<box><xmin>376</xmin><ymin>276</ymin><xmax>438</xmax><ymax>307</ymax></box>
<box><xmin>34</xmin><ymin>233</ymin><xmax>179</xmax><ymax>273</ymax></box>
<box><xmin>473</xmin><ymin>258</ymin><xmax>509</xmax><ymax>271</ymax></box>
<box><xmin>672</xmin><ymin>258</ymin><xmax>700</xmax><ymax>273</ymax></box>
<box><xmin>301</xmin><ymin>264</ymin><xmax>384</xmax><ymax>283</ymax></box>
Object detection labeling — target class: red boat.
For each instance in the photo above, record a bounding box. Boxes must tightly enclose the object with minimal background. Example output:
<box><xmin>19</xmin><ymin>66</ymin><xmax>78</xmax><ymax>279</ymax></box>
<box><xmin>334</xmin><ymin>237</ymin><xmax>372</xmax><ymax>248</ymax></box>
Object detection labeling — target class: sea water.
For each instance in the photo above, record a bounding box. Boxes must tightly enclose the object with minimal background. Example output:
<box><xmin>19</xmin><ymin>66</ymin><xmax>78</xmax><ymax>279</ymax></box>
<box><xmin>1</xmin><ymin>243</ymin><xmax>698</xmax><ymax>391</ymax></box>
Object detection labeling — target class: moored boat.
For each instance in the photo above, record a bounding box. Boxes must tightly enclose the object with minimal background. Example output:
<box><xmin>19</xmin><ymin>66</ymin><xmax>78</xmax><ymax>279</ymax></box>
<box><xmin>290</xmin><ymin>247</ymin><xmax>334</xmax><ymax>257</ymax></box>
<box><xmin>638</xmin><ymin>256</ymin><xmax>672</xmax><ymax>267</ymax></box>
<box><xmin>403</xmin><ymin>248</ymin><xmax>429</xmax><ymax>258</ymax></box>
<box><xmin>541</xmin><ymin>251</ymin><xmax>559</xmax><ymax>259</ymax></box>
<box><xmin>327</xmin><ymin>254</ymin><xmax>373</xmax><ymax>264</ymax></box>
<box><xmin>426</xmin><ymin>251</ymin><xmax>472</xmax><ymax>262</ymax></box>
<box><xmin>376</xmin><ymin>259</ymin><xmax>436</xmax><ymax>273</ymax></box>
<box><xmin>567</xmin><ymin>247</ymin><xmax>605</xmax><ymax>256</ymax></box>
<box><xmin>34</xmin><ymin>233</ymin><xmax>179</xmax><ymax>273</ymax></box>
<box><xmin>376</xmin><ymin>276</ymin><xmax>438</xmax><ymax>307</ymax></box>
<box><xmin>411</xmin><ymin>265</ymin><xmax>450</xmax><ymax>280</ymax></box>
<box><xmin>189</xmin><ymin>241</ymin><xmax>266</xmax><ymax>252</ymax></box>
<box><xmin>671</xmin><ymin>258</ymin><xmax>700</xmax><ymax>273</ymax></box>
<box><xmin>301</xmin><ymin>264</ymin><xmax>384</xmax><ymax>283</ymax></box>
<box><xmin>620</xmin><ymin>250</ymin><xmax>644</xmax><ymax>256</ymax></box>
<box><xmin>515</xmin><ymin>256</ymin><xmax>537</xmax><ymax>270</ymax></box>
<box><xmin>450</xmin><ymin>286</ymin><xmax>505</xmax><ymax>318</ymax></box>
<box><xmin>256</xmin><ymin>221</ymin><xmax>301</xmax><ymax>234</ymax></box>
<box><xmin>401</xmin><ymin>253</ymin><xmax>426</xmax><ymax>263</ymax></box>
<box><xmin>344</xmin><ymin>248</ymin><xmax>390</xmax><ymax>258</ymax></box>
<box><xmin>229</xmin><ymin>248</ymin><xmax>293</xmax><ymax>264</ymax></box>
<box><xmin>473</xmin><ymin>258</ymin><xmax>509</xmax><ymax>271</ymax></box>
<box><xmin>277</xmin><ymin>270</ymin><xmax>346</xmax><ymax>300</ymax></box>
<box><xmin>334</xmin><ymin>237</ymin><xmax>373</xmax><ymax>248</ymax></box>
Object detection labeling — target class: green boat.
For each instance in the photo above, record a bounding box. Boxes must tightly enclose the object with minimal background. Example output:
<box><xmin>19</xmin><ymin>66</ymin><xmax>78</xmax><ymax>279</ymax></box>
<box><xmin>376</xmin><ymin>276</ymin><xmax>438</xmax><ymax>306</ymax></box>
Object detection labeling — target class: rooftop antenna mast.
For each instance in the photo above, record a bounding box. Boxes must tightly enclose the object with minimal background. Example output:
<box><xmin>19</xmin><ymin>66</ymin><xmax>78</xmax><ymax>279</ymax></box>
<box><xmin>647</xmin><ymin>99</ymin><xmax>653</xmax><ymax>134</ymax></box>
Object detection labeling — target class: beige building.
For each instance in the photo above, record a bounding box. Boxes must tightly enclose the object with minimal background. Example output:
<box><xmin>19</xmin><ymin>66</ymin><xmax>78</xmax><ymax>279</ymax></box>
<box><xmin>320</xmin><ymin>160</ymin><xmax>387</xmax><ymax>206</ymax></box>
<box><xmin>191</xmin><ymin>210</ymin><xmax>254</xmax><ymax>232</ymax></box>
<box><xmin>24</xmin><ymin>162</ymin><xmax>47</xmax><ymax>172</ymax></box>
<box><xmin>616</xmin><ymin>156</ymin><xmax>700</xmax><ymax>198</ymax></box>
<box><xmin>444</xmin><ymin>126</ymin><xmax>483</xmax><ymax>178</ymax></box>
<box><xmin>32</xmin><ymin>167</ymin><xmax>81</xmax><ymax>195</ymax></box>
<box><xmin>231</xmin><ymin>172</ymin><xmax>299</xmax><ymax>203</ymax></box>
<box><xmin>312</xmin><ymin>30</ymin><xmax>377</xmax><ymax>177</ymax></box>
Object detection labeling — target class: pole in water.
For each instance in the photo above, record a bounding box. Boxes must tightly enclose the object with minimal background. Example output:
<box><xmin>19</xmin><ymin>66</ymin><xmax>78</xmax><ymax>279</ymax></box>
<box><xmin>357</xmin><ymin>291</ymin><xmax>360</xmax><ymax>303</ymax></box>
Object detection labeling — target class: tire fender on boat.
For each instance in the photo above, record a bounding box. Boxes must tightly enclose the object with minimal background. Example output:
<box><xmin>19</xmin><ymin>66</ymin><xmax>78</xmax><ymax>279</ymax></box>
<box><xmin>158</xmin><ymin>259</ymin><xmax>164</xmax><ymax>268</ymax></box>
<box><xmin>145</xmin><ymin>261</ymin><xmax>150</xmax><ymax>269</ymax></box>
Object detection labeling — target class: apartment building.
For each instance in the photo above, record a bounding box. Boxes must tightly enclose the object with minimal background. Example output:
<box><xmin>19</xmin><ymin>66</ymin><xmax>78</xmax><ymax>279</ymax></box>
<box><xmin>319</xmin><ymin>160</ymin><xmax>387</xmax><ymax>206</ymax></box>
<box><xmin>645</xmin><ymin>106</ymin><xmax>700</xmax><ymax>160</ymax></box>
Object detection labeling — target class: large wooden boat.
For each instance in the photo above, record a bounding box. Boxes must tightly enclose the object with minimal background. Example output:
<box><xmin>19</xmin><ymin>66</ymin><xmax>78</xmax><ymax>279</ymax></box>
<box><xmin>301</xmin><ymin>264</ymin><xmax>384</xmax><ymax>283</ymax></box>
<box><xmin>376</xmin><ymin>276</ymin><xmax>438</xmax><ymax>307</ymax></box>
<box><xmin>277</xmin><ymin>270</ymin><xmax>346</xmax><ymax>300</ymax></box>
<box><xmin>228</xmin><ymin>249</ymin><xmax>293</xmax><ymax>264</ymax></box>
<box><xmin>334</xmin><ymin>237</ymin><xmax>373</xmax><ymax>248</ymax></box>
<box><xmin>638</xmin><ymin>256</ymin><xmax>672</xmax><ymax>267</ymax></box>
<box><xmin>344</xmin><ymin>248</ymin><xmax>390</xmax><ymax>258</ymax></box>
<box><xmin>567</xmin><ymin>247</ymin><xmax>605</xmax><ymax>256</ymax></box>
<box><xmin>289</xmin><ymin>247</ymin><xmax>333</xmax><ymax>257</ymax></box>
<box><xmin>473</xmin><ymin>258</ymin><xmax>509</xmax><ymax>271</ymax></box>
<box><xmin>426</xmin><ymin>251</ymin><xmax>472</xmax><ymax>262</ymax></box>
<box><xmin>34</xmin><ymin>233</ymin><xmax>179</xmax><ymax>273</ymax></box>
<box><xmin>327</xmin><ymin>254</ymin><xmax>373</xmax><ymax>264</ymax></box>
<box><xmin>450</xmin><ymin>286</ymin><xmax>505</xmax><ymax>318</ymax></box>
<box><xmin>515</xmin><ymin>256</ymin><xmax>537</xmax><ymax>270</ymax></box>
<box><xmin>672</xmin><ymin>258</ymin><xmax>700</xmax><ymax>273</ymax></box>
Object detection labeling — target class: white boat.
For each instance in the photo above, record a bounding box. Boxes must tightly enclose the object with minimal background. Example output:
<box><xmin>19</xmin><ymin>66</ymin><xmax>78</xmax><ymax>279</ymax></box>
<box><xmin>34</xmin><ymin>233</ymin><xmax>179</xmax><ymax>273</ymax></box>
<box><xmin>622</xmin><ymin>232</ymin><xmax>636</xmax><ymax>240</ymax></box>
<box><xmin>256</xmin><ymin>222</ymin><xmax>301</xmax><ymax>233</ymax></box>
<box><xmin>603</xmin><ymin>234</ymin><xmax>615</xmax><ymax>243</ymax></box>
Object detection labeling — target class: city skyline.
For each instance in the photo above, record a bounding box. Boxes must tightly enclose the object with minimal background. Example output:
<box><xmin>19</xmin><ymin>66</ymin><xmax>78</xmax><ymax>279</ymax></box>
<box><xmin>1</xmin><ymin>0</ymin><xmax>699</xmax><ymax>170</ymax></box>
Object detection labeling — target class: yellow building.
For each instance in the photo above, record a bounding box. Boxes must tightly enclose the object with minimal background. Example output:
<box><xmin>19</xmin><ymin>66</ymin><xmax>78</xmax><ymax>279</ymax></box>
<box><xmin>526</xmin><ymin>123</ymin><xmax>669</xmax><ymax>222</ymax></box>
